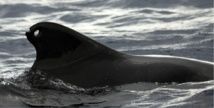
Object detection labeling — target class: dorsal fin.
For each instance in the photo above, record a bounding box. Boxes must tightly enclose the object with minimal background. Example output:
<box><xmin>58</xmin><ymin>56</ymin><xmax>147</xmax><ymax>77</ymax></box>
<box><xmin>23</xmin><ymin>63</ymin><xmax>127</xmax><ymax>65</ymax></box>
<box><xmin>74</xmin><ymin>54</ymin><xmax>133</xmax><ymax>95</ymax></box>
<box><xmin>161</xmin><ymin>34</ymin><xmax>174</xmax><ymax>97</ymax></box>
<box><xmin>26</xmin><ymin>22</ymin><xmax>121</xmax><ymax>70</ymax></box>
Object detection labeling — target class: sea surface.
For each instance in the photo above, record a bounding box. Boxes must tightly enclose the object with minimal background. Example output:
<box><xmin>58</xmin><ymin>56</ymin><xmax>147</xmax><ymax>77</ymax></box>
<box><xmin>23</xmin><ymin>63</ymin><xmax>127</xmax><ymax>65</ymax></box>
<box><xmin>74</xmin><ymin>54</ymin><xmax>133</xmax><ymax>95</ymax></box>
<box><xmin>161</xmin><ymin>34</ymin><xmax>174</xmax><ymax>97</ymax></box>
<box><xmin>0</xmin><ymin>0</ymin><xmax>213</xmax><ymax>107</ymax></box>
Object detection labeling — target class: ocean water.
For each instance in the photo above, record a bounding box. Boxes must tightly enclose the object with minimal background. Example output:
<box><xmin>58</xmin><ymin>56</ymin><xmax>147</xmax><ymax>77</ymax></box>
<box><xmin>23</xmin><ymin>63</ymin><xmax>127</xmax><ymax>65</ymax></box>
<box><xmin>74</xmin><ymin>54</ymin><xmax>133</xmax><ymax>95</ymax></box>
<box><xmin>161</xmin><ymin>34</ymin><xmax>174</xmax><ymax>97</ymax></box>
<box><xmin>0</xmin><ymin>0</ymin><xmax>213</xmax><ymax>107</ymax></box>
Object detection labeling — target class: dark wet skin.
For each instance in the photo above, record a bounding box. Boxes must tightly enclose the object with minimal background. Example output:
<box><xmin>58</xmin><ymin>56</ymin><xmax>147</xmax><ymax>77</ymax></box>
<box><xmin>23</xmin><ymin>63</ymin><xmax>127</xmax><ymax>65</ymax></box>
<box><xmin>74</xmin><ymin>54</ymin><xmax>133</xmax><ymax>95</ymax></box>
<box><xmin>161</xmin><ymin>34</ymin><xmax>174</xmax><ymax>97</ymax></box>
<box><xmin>26</xmin><ymin>22</ymin><xmax>213</xmax><ymax>88</ymax></box>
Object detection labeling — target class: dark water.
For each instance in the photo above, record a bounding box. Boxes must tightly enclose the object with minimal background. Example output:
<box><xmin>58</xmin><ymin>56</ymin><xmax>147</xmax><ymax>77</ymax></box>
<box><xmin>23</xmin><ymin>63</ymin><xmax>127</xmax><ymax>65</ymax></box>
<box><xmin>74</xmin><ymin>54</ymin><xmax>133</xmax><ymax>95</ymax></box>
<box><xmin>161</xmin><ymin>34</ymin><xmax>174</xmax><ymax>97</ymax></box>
<box><xmin>0</xmin><ymin>0</ymin><xmax>213</xmax><ymax>107</ymax></box>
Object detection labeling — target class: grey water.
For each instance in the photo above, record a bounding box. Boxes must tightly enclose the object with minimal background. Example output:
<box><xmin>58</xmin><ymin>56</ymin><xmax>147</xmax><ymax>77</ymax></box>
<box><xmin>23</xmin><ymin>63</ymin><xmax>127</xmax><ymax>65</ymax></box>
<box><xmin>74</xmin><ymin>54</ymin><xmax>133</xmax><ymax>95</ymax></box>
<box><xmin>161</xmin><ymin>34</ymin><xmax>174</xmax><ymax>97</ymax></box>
<box><xmin>0</xmin><ymin>0</ymin><xmax>213</xmax><ymax>107</ymax></box>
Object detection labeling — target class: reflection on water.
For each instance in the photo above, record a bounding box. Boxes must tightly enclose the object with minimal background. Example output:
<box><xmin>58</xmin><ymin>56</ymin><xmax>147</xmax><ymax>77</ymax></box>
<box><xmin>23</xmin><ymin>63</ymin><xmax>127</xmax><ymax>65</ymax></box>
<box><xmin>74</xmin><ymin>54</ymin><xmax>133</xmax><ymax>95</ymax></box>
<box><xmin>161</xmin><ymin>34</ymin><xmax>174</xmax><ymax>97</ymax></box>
<box><xmin>0</xmin><ymin>0</ymin><xmax>213</xmax><ymax>107</ymax></box>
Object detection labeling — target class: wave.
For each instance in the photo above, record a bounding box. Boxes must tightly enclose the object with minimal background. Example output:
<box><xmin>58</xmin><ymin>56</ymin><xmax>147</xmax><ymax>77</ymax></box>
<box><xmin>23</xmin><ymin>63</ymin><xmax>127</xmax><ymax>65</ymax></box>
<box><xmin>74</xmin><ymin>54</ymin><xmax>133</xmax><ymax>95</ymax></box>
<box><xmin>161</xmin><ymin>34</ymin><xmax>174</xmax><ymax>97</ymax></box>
<box><xmin>0</xmin><ymin>0</ymin><xmax>213</xmax><ymax>107</ymax></box>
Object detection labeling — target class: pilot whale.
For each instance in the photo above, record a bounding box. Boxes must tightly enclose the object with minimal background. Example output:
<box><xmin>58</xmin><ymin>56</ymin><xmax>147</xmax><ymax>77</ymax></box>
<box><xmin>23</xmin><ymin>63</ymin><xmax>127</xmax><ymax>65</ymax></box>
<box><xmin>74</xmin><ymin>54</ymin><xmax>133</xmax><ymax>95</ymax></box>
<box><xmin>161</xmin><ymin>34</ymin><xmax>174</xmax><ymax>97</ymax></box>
<box><xmin>26</xmin><ymin>22</ymin><xmax>213</xmax><ymax>88</ymax></box>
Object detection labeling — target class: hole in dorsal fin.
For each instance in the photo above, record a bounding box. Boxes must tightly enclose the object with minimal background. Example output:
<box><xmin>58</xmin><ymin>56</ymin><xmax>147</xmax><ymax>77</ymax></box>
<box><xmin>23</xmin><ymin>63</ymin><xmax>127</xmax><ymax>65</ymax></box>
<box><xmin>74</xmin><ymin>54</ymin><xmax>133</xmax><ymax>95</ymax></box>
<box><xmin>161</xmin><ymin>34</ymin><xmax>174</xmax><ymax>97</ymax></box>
<box><xmin>26</xmin><ymin>22</ymin><xmax>121</xmax><ymax>69</ymax></box>
<box><xmin>34</xmin><ymin>28</ymin><xmax>82</xmax><ymax>60</ymax></box>
<box><xmin>34</xmin><ymin>30</ymin><xmax>40</xmax><ymax>37</ymax></box>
